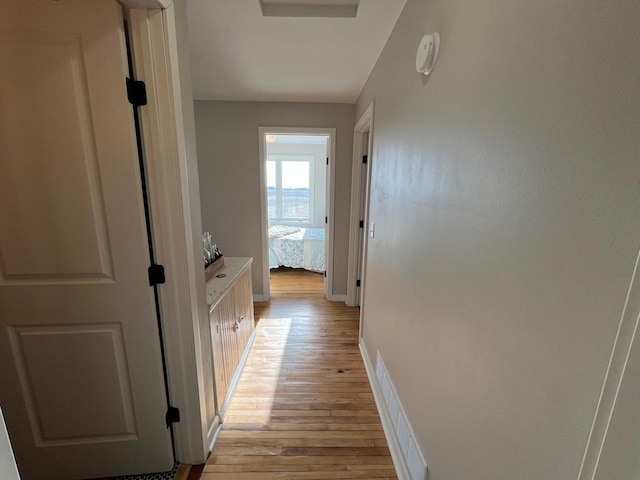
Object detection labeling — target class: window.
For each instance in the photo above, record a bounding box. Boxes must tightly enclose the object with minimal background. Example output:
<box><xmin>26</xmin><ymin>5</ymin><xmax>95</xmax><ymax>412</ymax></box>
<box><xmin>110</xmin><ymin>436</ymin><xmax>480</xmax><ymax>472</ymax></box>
<box><xmin>267</xmin><ymin>155</ymin><xmax>313</xmax><ymax>223</ymax></box>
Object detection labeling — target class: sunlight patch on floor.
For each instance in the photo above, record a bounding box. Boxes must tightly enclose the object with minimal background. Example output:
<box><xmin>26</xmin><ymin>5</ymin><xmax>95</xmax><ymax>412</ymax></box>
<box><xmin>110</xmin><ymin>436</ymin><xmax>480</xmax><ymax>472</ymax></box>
<box><xmin>230</xmin><ymin>316</ymin><xmax>292</xmax><ymax>423</ymax></box>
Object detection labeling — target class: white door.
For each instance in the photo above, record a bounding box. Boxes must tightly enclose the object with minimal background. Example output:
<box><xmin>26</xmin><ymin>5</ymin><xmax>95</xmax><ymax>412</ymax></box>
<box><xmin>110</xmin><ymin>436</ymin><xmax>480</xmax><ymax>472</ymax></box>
<box><xmin>0</xmin><ymin>0</ymin><xmax>174</xmax><ymax>478</ymax></box>
<box><xmin>578</xmin><ymin>252</ymin><xmax>640</xmax><ymax>480</ymax></box>
<box><xmin>356</xmin><ymin>131</ymin><xmax>370</xmax><ymax>306</ymax></box>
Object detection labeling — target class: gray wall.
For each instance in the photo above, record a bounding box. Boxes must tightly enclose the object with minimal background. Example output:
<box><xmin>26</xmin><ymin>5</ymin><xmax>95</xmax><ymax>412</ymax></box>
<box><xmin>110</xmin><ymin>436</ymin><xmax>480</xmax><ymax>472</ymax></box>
<box><xmin>356</xmin><ymin>0</ymin><xmax>640</xmax><ymax>479</ymax></box>
<box><xmin>195</xmin><ymin>101</ymin><xmax>355</xmax><ymax>297</ymax></box>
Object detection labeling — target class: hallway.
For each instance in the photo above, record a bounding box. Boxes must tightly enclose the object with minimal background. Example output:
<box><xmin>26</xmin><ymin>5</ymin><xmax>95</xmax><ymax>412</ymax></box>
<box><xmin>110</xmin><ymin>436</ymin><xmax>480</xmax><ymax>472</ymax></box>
<box><xmin>199</xmin><ymin>268</ymin><xmax>397</xmax><ymax>479</ymax></box>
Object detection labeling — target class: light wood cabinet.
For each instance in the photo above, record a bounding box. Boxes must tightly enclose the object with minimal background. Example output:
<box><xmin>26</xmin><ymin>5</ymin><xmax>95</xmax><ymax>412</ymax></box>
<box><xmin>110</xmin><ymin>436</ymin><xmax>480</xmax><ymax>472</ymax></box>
<box><xmin>205</xmin><ymin>258</ymin><xmax>255</xmax><ymax>419</ymax></box>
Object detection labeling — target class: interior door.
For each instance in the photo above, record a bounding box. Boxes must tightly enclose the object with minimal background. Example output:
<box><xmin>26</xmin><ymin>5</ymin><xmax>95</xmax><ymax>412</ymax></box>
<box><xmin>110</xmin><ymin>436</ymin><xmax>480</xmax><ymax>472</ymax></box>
<box><xmin>356</xmin><ymin>132</ymin><xmax>370</xmax><ymax>306</ymax></box>
<box><xmin>0</xmin><ymin>0</ymin><xmax>173</xmax><ymax>478</ymax></box>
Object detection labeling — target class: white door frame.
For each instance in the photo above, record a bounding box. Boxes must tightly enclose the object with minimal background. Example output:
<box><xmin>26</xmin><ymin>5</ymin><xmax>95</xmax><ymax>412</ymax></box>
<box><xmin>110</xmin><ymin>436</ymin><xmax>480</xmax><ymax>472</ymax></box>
<box><xmin>127</xmin><ymin>5</ymin><xmax>210</xmax><ymax>465</ymax></box>
<box><xmin>347</xmin><ymin>102</ymin><xmax>374</xmax><ymax>325</ymax></box>
<box><xmin>258</xmin><ymin>127</ymin><xmax>336</xmax><ymax>301</ymax></box>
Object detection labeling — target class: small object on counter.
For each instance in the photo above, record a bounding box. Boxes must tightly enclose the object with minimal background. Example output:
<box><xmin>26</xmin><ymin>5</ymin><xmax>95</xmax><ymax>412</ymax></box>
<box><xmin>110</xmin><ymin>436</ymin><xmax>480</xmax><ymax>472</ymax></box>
<box><xmin>203</xmin><ymin>231</ymin><xmax>224</xmax><ymax>278</ymax></box>
<box><xmin>202</xmin><ymin>232</ymin><xmax>213</xmax><ymax>265</ymax></box>
<box><xmin>203</xmin><ymin>232</ymin><xmax>224</xmax><ymax>266</ymax></box>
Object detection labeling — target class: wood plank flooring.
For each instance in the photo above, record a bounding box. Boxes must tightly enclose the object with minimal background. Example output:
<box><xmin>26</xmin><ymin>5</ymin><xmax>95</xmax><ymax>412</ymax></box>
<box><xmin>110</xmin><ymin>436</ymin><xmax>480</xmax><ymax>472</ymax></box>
<box><xmin>199</xmin><ymin>268</ymin><xmax>397</xmax><ymax>479</ymax></box>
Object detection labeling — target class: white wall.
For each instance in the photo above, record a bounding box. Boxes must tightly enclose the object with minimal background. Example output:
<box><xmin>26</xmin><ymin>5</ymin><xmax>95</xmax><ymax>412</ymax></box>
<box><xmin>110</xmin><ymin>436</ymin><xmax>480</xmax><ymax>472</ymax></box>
<box><xmin>266</xmin><ymin>142</ymin><xmax>327</xmax><ymax>228</ymax></box>
<box><xmin>356</xmin><ymin>0</ymin><xmax>640</xmax><ymax>479</ymax></box>
<box><xmin>195</xmin><ymin>101</ymin><xmax>354</xmax><ymax>297</ymax></box>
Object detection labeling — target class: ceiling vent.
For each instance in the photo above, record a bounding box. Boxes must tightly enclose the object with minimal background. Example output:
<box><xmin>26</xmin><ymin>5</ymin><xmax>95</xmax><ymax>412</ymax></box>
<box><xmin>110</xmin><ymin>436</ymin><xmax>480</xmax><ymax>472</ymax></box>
<box><xmin>259</xmin><ymin>0</ymin><xmax>359</xmax><ymax>18</ymax></box>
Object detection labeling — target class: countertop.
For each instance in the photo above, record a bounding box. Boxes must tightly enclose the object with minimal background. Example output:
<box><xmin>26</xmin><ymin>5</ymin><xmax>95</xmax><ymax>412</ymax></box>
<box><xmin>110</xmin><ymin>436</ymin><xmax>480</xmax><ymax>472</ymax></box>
<box><xmin>205</xmin><ymin>257</ymin><xmax>252</xmax><ymax>308</ymax></box>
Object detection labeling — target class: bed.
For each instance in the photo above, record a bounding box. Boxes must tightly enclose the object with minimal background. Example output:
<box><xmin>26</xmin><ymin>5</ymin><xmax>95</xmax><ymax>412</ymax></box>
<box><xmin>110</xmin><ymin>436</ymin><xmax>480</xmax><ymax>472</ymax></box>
<box><xmin>268</xmin><ymin>225</ymin><xmax>325</xmax><ymax>272</ymax></box>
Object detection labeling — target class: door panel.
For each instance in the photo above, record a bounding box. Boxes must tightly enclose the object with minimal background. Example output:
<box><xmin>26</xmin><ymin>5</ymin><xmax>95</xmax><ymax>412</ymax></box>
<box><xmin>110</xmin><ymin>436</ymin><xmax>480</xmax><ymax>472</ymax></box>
<box><xmin>0</xmin><ymin>0</ymin><xmax>173</xmax><ymax>478</ymax></box>
<box><xmin>234</xmin><ymin>269</ymin><xmax>255</xmax><ymax>347</ymax></box>
<box><xmin>202</xmin><ymin>303</ymin><xmax>216</xmax><ymax>431</ymax></box>
<box><xmin>219</xmin><ymin>293</ymin><xmax>238</xmax><ymax>399</ymax></box>
<box><xmin>8</xmin><ymin>324</ymin><xmax>136</xmax><ymax>445</ymax></box>
<box><xmin>209</xmin><ymin>304</ymin><xmax>228</xmax><ymax>414</ymax></box>
<box><xmin>0</xmin><ymin>33</ymin><xmax>112</xmax><ymax>282</ymax></box>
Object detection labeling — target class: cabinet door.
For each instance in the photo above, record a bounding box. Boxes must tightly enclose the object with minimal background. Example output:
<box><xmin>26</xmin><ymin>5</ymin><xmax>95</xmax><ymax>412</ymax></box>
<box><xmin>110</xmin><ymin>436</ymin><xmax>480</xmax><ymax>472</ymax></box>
<box><xmin>217</xmin><ymin>292</ymin><xmax>238</xmax><ymax>412</ymax></box>
<box><xmin>234</xmin><ymin>268</ymin><xmax>255</xmax><ymax>350</ymax></box>
<box><xmin>209</xmin><ymin>263</ymin><xmax>255</xmax><ymax>415</ymax></box>
<box><xmin>208</xmin><ymin>304</ymin><xmax>227</xmax><ymax>417</ymax></box>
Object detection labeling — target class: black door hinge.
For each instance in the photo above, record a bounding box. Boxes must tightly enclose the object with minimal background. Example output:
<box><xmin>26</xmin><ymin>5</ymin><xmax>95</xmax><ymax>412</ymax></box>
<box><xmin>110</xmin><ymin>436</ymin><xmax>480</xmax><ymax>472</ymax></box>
<box><xmin>362</xmin><ymin>154</ymin><xmax>368</xmax><ymax>164</ymax></box>
<box><xmin>325</xmin><ymin>216</ymin><xmax>328</xmax><ymax>224</ymax></box>
<box><xmin>148</xmin><ymin>264</ymin><xmax>166</xmax><ymax>286</ymax></box>
<box><xmin>359</xmin><ymin>220</ymin><xmax>364</xmax><ymax>228</ymax></box>
<box><xmin>126</xmin><ymin>77</ymin><xmax>147</xmax><ymax>107</ymax></box>
<box><xmin>356</xmin><ymin>280</ymin><xmax>361</xmax><ymax>287</ymax></box>
<box><xmin>324</xmin><ymin>271</ymin><xmax>327</xmax><ymax>278</ymax></box>
<box><xmin>166</xmin><ymin>406</ymin><xmax>180</xmax><ymax>428</ymax></box>
<box><xmin>326</xmin><ymin>157</ymin><xmax>329</xmax><ymax>165</ymax></box>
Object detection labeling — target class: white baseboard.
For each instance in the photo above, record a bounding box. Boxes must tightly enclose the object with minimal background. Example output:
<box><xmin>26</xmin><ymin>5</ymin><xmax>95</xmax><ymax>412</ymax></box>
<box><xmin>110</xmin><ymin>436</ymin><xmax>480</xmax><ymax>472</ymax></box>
<box><xmin>255</xmin><ymin>294</ymin><xmax>346</xmax><ymax>303</ymax></box>
<box><xmin>359</xmin><ymin>340</ymin><xmax>412</xmax><ymax>480</ymax></box>
<box><xmin>206</xmin><ymin>416</ymin><xmax>221</xmax><ymax>452</ymax></box>
<box><xmin>326</xmin><ymin>294</ymin><xmax>347</xmax><ymax>302</ymax></box>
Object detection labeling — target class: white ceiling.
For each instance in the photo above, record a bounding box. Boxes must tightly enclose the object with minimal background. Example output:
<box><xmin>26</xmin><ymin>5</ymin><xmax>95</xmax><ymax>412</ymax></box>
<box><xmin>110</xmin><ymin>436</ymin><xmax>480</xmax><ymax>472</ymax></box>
<box><xmin>187</xmin><ymin>0</ymin><xmax>407</xmax><ymax>103</ymax></box>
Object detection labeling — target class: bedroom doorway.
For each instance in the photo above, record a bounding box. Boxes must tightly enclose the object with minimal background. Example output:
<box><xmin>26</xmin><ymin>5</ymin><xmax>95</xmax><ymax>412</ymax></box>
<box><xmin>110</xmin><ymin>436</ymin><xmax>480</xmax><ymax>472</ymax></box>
<box><xmin>259</xmin><ymin>128</ymin><xmax>336</xmax><ymax>301</ymax></box>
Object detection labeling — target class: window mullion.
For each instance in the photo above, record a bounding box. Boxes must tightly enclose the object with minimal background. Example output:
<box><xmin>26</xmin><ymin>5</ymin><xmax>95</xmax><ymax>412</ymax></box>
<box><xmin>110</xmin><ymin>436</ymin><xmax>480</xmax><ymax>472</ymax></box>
<box><xmin>276</xmin><ymin>159</ymin><xmax>283</xmax><ymax>220</ymax></box>
<box><xmin>307</xmin><ymin>159</ymin><xmax>313</xmax><ymax>224</ymax></box>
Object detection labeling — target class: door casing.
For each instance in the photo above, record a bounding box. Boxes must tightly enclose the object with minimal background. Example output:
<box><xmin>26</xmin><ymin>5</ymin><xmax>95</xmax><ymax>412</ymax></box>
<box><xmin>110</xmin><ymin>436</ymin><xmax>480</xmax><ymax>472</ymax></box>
<box><xmin>347</xmin><ymin>102</ymin><xmax>375</xmax><ymax>341</ymax></box>
<box><xmin>258</xmin><ymin>127</ymin><xmax>337</xmax><ymax>301</ymax></box>
<box><xmin>125</xmin><ymin>4</ymin><xmax>211</xmax><ymax>465</ymax></box>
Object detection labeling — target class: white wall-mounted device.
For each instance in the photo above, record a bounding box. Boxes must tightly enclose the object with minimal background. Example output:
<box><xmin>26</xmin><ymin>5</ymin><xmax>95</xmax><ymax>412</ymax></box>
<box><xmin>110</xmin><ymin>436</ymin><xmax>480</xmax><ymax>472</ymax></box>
<box><xmin>416</xmin><ymin>33</ymin><xmax>440</xmax><ymax>76</ymax></box>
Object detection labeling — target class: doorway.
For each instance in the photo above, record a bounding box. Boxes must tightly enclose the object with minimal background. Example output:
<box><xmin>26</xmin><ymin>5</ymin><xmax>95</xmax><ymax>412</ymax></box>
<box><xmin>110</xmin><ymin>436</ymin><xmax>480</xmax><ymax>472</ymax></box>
<box><xmin>259</xmin><ymin>128</ymin><xmax>336</xmax><ymax>300</ymax></box>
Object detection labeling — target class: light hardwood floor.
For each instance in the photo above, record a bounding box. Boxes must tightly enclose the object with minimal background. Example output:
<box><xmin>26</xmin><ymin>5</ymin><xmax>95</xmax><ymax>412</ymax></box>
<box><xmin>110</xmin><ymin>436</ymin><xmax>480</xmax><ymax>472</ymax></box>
<box><xmin>198</xmin><ymin>268</ymin><xmax>397</xmax><ymax>479</ymax></box>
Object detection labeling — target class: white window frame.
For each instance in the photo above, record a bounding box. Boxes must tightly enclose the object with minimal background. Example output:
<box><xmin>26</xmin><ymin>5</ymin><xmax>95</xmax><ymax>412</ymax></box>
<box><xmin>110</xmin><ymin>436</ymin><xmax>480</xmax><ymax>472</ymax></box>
<box><xmin>267</xmin><ymin>154</ymin><xmax>314</xmax><ymax>225</ymax></box>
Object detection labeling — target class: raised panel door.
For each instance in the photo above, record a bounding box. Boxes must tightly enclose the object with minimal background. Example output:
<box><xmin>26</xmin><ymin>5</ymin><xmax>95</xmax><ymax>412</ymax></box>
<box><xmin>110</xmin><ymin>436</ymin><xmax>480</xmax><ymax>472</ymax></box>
<box><xmin>0</xmin><ymin>1</ymin><xmax>173</xmax><ymax>478</ymax></box>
